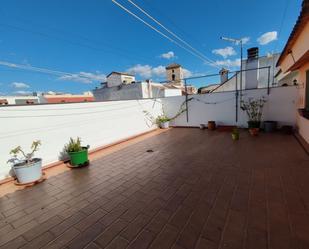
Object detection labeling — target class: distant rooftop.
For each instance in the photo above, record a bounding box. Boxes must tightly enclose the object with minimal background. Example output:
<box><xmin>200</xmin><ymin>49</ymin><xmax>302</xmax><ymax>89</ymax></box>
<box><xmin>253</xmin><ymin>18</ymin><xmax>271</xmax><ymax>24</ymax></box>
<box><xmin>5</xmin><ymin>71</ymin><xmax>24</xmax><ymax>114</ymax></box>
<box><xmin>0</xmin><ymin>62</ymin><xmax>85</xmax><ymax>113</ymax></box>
<box><xmin>166</xmin><ymin>63</ymin><xmax>181</xmax><ymax>69</ymax></box>
<box><xmin>106</xmin><ymin>71</ymin><xmax>135</xmax><ymax>78</ymax></box>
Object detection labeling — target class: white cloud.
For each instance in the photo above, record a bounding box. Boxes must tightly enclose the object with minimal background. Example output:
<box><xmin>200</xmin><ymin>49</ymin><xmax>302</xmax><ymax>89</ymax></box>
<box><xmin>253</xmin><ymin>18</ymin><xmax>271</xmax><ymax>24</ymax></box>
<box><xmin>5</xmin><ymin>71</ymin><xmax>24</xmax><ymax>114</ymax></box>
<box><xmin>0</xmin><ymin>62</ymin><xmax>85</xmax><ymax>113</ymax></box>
<box><xmin>241</xmin><ymin>37</ymin><xmax>250</xmax><ymax>44</ymax></box>
<box><xmin>257</xmin><ymin>31</ymin><xmax>277</xmax><ymax>45</ymax></box>
<box><xmin>160</xmin><ymin>51</ymin><xmax>176</xmax><ymax>60</ymax></box>
<box><xmin>127</xmin><ymin>64</ymin><xmax>166</xmax><ymax>79</ymax></box>
<box><xmin>152</xmin><ymin>66</ymin><xmax>165</xmax><ymax>76</ymax></box>
<box><xmin>127</xmin><ymin>64</ymin><xmax>194</xmax><ymax>80</ymax></box>
<box><xmin>11</xmin><ymin>82</ymin><xmax>30</xmax><ymax>88</ymax></box>
<box><xmin>183</xmin><ymin>68</ymin><xmax>193</xmax><ymax>78</ymax></box>
<box><xmin>59</xmin><ymin>72</ymin><xmax>106</xmax><ymax>84</ymax></box>
<box><xmin>212</xmin><ymin>46</ymin><xmax>236</xmax><ymax>58</ymax></box>
<box><xmin>14</xmin><ymin>90</ymin><xmax>32</xmax><ymax>96</ymax></box>
<box><xmin>212</xmin><ymin>58</ymin><xmax>241</xmax><ymax>68</ymax></box>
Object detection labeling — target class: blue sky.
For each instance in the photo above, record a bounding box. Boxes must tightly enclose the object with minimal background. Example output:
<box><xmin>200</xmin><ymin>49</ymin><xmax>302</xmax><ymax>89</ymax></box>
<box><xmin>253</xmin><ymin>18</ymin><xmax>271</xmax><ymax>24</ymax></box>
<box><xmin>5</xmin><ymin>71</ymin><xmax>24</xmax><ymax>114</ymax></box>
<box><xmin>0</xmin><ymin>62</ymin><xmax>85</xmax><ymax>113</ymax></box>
<box><xmin>0</xmin><ymin>0</ymin><xmax>302</xmax><ymax>95</ymax></box>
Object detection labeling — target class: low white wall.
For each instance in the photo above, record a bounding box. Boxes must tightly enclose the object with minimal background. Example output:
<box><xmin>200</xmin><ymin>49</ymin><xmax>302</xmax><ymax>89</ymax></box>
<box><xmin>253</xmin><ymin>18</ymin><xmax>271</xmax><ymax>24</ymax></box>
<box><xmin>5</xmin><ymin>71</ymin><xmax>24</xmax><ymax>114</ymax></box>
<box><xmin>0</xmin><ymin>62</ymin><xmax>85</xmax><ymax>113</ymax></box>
<box><xmin>162</xmin><ymin>86</ymin><xmax>298</xmax><ymax>128</ymax></box>
<box><xmin>0</xmin><ymin>86</ymin><xmax>299</xmax><ymax>180</ymax></box>
<box><xmin>297</xmin><ymin>114</ymin><xmax>309</xmax><ymax>144</ymax></box>
<box><xmin>0</xmin><ymin>99</ymin><xmax>162</xmax><ymax>180</ymax></box>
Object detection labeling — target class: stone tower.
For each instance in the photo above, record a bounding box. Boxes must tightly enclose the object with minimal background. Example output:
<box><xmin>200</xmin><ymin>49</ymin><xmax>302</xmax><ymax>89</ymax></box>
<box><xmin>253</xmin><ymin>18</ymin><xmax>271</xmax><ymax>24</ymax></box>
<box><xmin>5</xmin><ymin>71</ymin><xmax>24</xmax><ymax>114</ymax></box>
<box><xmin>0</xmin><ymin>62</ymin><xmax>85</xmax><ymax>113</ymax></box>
<box><xmin>166</xmin><ymin>63</ymin><xmax>184</xmax><ymax>86</ymax></box>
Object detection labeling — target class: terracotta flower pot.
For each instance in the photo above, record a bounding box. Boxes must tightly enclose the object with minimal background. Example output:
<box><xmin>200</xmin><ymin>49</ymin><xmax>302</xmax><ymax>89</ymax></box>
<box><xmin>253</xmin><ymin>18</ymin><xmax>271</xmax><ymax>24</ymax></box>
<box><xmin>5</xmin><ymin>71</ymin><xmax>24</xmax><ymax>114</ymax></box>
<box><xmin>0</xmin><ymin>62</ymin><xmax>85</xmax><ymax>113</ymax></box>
<box><xmin>208</xmin><ymin>121</ymin><xmax>216</xmax><ymax>130</ymax></box>
<box><xmin>249</xmin><ymin>128</ymin><xmax>259</xmax><ymax>136</ymax></box>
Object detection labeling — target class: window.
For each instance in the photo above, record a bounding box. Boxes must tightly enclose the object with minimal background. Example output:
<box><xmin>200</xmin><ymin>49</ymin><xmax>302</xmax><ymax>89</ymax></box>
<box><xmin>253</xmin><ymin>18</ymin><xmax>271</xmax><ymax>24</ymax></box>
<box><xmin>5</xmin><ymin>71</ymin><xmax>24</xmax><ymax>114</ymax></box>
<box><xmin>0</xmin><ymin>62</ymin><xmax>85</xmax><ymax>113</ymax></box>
<box><xmin>26</xmin><ymin>100</ymin><xmax>35</xmax><ymax>104</ymax></box>
<box><xmin>172</xmin><ymin>74</ymin><xmax>176</xmax><ymax>81</ymax></box>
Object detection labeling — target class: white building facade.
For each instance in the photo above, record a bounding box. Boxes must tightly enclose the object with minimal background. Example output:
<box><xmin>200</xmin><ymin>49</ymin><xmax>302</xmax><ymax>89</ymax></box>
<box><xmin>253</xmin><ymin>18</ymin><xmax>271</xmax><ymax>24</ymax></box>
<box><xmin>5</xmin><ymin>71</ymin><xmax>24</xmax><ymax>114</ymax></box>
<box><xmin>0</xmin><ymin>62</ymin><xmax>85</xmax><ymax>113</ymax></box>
<box><xmin>93</xmin><ymin>68</ymin><xmax>184</xmax><ymax>101</ymax></box>
<box><xmin>211</xmin><ymin>49</ymin><xmax>299</xmax><ymax>93</ymax></box>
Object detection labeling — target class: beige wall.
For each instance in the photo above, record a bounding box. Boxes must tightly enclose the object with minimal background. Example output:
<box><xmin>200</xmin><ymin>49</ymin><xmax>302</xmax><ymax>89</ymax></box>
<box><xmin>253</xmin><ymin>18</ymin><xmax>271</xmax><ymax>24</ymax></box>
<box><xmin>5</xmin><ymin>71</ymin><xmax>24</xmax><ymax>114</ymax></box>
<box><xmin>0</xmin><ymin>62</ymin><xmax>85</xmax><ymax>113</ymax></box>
<box><xmin>121</xmin><ymin>75</ymin><xmax>135</xmax><ymax>85</ymax></box>
<box><xmin>296</xmin><ymin>61</ymin><xmax>309</xmax><ymax>108</ymax></box>
<box><xmin>280</xmin><ymin>22</ymin><xmax>309</xmax><ymax>72</ymax></box>
<box><xmin>296</xmin><ymin>61</ymin><xmax>309</xmax><ymax>144</ymax></box>
<box><xmin>278</xmin><ymin>21</ymin><xmax>309</xmax><ymax>144</ymax></box>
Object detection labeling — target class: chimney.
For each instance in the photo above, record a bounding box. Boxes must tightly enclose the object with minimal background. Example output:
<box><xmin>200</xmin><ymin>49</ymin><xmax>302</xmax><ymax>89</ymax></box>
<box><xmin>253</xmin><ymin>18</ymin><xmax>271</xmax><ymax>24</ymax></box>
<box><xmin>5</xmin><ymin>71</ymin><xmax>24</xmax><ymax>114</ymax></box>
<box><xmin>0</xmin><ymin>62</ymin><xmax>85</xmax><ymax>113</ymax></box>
<box><xmin>219</xmin><ymin>68</ymin><xmax>229</xmax><ymax>83</ymax></box>
<box><xmin>245</xmin><ymin>47</ymin><xmax>259</xmax><ymax>89</ymax></box>
<box><xmin>247</xmin><ymin>47</ymin><xmax>259</xmax><ymax>60</ymax></box>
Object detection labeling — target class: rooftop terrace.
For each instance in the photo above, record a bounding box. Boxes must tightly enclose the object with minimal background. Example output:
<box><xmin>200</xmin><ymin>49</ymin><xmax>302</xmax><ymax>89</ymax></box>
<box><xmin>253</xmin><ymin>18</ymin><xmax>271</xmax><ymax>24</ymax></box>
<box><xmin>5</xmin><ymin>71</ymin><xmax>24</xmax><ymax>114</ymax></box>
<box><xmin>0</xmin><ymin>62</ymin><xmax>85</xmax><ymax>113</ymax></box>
<box><xmin>0</xmin><ymin>128</ymin><xmax>308</xmax><ymax>249</ymax></box>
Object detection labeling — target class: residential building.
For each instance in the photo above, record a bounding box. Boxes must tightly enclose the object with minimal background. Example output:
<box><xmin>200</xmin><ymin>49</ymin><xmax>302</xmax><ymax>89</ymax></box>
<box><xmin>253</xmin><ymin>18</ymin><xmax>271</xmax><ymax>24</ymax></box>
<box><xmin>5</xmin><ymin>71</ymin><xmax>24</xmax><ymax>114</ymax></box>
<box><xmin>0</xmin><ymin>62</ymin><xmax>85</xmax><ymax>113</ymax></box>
<box><xmin>41</xmin><ymin>91</ymin><xmax>94</xmax><ymax>104</ymax></box>
<box><xmin>198</xmin><ymin>84</ymin><xmax>220</xmax><ymax>94</ymax></box>
<box><xmin>93</xmin><ymin>79</ymin><xmax>182</xmax><ymax>101</ymax></box>
<box><xmin>276</xmin><ymin>0</ymin><xmax>309</xmax><ymax>143</ymax></box>
<box><xmin>0</xmin><ymin>92</ymin><xmax>94</xmax><ymax>105</ymax></box>
<box><xmin>207</xmin><ymin>49</ymin><xmax>299</xmax><ymax>93</ymax></box>
<box><xmin>0</xmin><ymin>95</ymin><xmax>40</xmax><ymax>105</ymax></box>
<box><xmin>92</xmin><ymin>64</ymin><xmax>195</xmax><ymax>101</ymax></box>
<box><xmin>106</xmin><ymin>72</ymin><xmax>136</xmax><ymax>87</ymax></box>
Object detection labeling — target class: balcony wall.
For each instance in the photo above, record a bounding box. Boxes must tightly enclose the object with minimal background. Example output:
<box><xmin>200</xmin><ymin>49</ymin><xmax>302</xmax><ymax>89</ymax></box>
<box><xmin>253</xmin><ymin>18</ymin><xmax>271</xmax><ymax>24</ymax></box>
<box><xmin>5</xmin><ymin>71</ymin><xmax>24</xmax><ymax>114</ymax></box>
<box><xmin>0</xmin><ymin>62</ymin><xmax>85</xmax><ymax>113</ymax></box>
<box><xmin>0</xmin><ymin>99</ymin><xmax>162</xmax><ymax>180</ymax></box>
<box><xmin>0</xmin><ymin>86</ymin><xmax>299</xmax><ymax>181</ymax></box>
<box><xmin>162</xmin><ymin>86</ymin><xmax>298</xmax><ymax>128</ymax></box>
<box><xmin>297</xmin><ymin>114</ymin><xmax>309</xmax><ymax>143</ymax></box>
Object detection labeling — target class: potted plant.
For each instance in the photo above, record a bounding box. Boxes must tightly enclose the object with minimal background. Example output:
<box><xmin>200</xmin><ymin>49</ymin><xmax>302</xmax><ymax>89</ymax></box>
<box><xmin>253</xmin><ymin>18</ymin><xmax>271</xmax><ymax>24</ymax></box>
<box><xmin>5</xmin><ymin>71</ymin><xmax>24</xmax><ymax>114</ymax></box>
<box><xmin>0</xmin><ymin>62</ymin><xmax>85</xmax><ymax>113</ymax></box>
<box><xmin>241</xmin><ymin>97</ymin><xmax>266</xmax><ymax>136</ymax></box>
<box><xmin>231</xmin><ymin>128</ymin><xmax>239</xmax><ymax>140</ymax></box>
<box><xmin>208</xmin><ymin>121</ymin><xmax>216</xmax><ymax>130</ymax></box>
<box><xmin>65</xmin><ymin>137</ymin><xmax>89</xmax><ymax>167</ymax></box>
<box><xmin>144</xmin><ymin>99</ymin><xmax>191</xmax><ymax>129</ymax></box>
<box><xmin>156</xmin><ymin>115</ymin><xmax>171</xmax><ymax>129</ymax></box>
<box><xmin>8</xmin><ymin>140</ymin><xmax>42</xmax><ymax>184</ymax></box>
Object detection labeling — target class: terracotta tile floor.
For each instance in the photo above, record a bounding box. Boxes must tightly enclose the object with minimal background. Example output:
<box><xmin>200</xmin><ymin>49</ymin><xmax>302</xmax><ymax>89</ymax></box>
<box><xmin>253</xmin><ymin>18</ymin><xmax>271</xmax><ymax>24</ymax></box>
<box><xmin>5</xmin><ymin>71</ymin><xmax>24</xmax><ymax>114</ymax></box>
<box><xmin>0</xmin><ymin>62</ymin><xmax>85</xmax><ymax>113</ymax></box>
<box><xmin>0</xmin><ymin>128</ymin><xmax>309</xmax><ymax>249</ymax></box>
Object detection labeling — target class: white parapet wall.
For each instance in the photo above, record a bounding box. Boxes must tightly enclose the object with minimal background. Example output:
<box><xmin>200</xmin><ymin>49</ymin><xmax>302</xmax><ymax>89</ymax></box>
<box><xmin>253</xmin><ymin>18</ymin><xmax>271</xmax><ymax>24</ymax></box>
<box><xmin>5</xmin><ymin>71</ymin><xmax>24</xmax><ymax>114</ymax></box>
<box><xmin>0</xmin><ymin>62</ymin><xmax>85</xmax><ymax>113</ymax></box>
<box><xmin>162</xmin><ymin>86</ymin><xmax>298</xmax><ymax>128</ymax></box>
<box><xmin>0</xmin><ymin>86</ymin><xmax>299</xmax><ymax>180</ymax></box>
<box><xmin>0</xmin><ymin>99</ymin><xmax>163</xmax><ymax>180</ymax></box>
<box><xmin>297</xmin><ymin>114</ymin><xmax>309</xmax><ymax>144</ymax></box>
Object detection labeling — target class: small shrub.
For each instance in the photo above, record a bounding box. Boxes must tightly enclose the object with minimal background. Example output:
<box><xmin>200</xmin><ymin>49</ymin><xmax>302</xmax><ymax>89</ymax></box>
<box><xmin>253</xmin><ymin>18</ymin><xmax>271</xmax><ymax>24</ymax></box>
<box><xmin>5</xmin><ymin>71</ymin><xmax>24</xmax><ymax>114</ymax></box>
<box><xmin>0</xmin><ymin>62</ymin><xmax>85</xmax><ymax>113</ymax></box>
<box><xmin>240</xmin><ymin>97</ymin><xmax>266</xmax><ymax>122</ymax></box>
<box><xmin>8</xmin><ymin>140</ymin><xmax>41</xmax><ymax>164</ymax></box>
<box><xmin>65</xmin><ymin>137</ymin><xmax>83</xmax><ymax>153</ymax></box>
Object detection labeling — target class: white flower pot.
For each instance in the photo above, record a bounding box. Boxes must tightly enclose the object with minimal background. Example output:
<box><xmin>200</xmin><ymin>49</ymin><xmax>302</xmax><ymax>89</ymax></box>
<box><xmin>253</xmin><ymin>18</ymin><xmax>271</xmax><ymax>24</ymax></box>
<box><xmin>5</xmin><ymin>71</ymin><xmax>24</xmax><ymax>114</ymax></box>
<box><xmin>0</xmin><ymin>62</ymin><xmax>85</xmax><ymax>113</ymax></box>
<box><xmin>13</xmin><ymin>158</ymin><xmax>42</xmax><ymax>184</ymax></box>
<box><xmin>160</xmin><ymin>121</ymin><xmax>169</xmax><ymax>129</ymax></box>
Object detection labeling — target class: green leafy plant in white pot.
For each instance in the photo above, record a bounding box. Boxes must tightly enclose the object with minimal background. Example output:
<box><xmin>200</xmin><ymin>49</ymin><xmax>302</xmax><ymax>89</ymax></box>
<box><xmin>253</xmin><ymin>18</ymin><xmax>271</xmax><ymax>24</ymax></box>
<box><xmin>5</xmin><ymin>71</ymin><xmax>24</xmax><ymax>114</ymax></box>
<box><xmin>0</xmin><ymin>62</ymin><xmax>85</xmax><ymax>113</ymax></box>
<box><xmin>144</xmin><ymin>99</ymin><xmax>191</xmax><ymax>129</ymax></box>
<box><xmin>8</xmin><ymin>140</ymin><xmax>42</xmax><ymax>184</ymax></box>
<box><xmin>155</xmin><ymin>114</ymin><xmax>171</xmax><ymax>129</ymax></box>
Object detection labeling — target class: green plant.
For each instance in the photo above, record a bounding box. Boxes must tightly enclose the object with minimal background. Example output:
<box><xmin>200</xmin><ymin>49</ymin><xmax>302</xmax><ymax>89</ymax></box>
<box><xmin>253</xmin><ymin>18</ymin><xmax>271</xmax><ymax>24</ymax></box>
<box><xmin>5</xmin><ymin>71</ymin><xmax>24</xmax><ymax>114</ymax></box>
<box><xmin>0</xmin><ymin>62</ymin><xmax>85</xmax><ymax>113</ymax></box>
<box><xmin>144</xmin><ymin>98</ymin><xmax>192</xmax><ymax>125</ymax></box>
<box><xmin>232</xmin><ymin>127</ymin><xmax>239</xmax><ymax>135</ymax></box>
<box><xmin>155</xmin><ymin>114</ymin><xmax>171</xmax><ymax>124</ymax></box>
<box><xmin>231</xmin><ymin>127</ymin><xmax>240</xmax><ymax>140</ymax></box>
<box><xmin>9</xmin><ymin>140</ymin><xmax>41</xmax><ymax>164</ymax></box>
<box><xmin>65</xmin><ymin>137</ymin><xmax>83</xmax><ymax>153</ymax></box>
<box><xmin>240</xmin><ymin>97</ymin><xmax>266</xmax><ymax>122</ymax></box>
